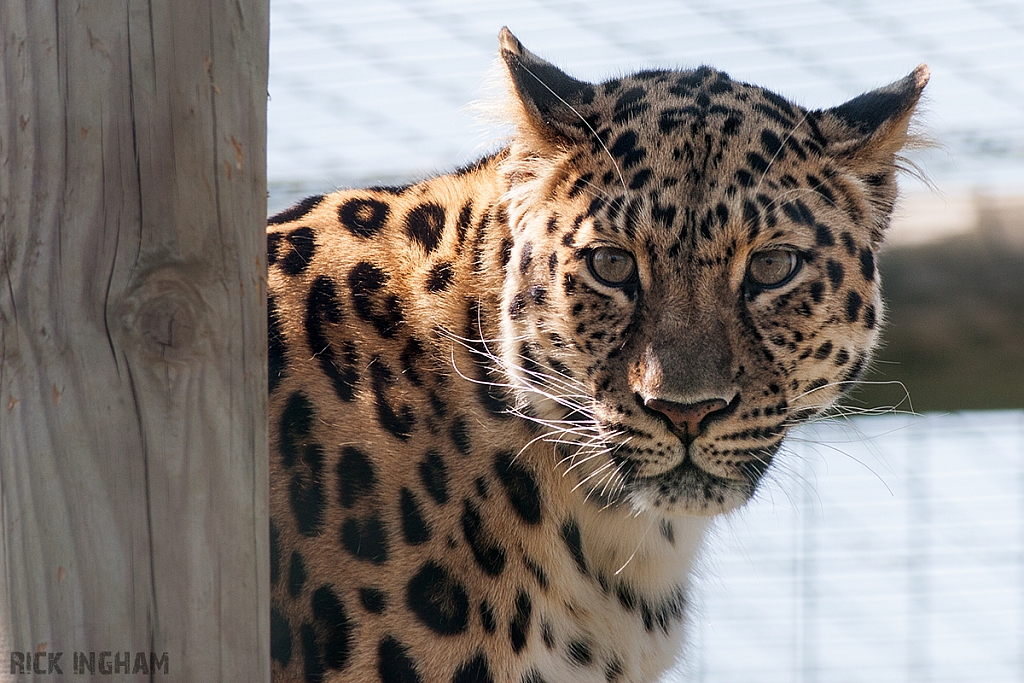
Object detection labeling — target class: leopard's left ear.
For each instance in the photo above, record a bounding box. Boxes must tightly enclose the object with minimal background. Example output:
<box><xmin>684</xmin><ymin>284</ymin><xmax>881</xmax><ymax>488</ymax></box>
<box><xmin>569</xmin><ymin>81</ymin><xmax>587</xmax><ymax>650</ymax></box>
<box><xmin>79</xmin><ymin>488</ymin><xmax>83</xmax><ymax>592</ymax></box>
<box><xmin>499</xmin><ymin>27</ymin><xmax>598</xmax><ymax>152</ymax></box>
<box><xmin>817</xmin><ymin>64</ymin><xmax>930</xmax><ymax>176</ymax></box>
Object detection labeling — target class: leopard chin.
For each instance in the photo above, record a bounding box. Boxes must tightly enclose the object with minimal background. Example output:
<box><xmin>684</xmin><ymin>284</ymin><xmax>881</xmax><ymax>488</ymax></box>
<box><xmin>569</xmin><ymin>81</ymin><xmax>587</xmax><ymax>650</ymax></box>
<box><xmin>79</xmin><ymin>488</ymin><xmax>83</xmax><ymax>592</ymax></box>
<box><xmin>627</xmin><ymin>467</ymin><xmax>758</xmax><ymax>517</ymax></box>
<box><xmin>627</xmin><ymin>442</ymin><xmax>779</xmax><ymax>516</ymax></box>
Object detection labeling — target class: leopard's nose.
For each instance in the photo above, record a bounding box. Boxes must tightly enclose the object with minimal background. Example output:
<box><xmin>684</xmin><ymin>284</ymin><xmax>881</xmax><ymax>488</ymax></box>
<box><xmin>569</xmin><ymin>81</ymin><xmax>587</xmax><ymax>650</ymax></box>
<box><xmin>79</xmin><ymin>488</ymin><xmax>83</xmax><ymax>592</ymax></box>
<box><xmin>643</xmin><ymin>396</ymin><xmax>732</xmax><ymax>440</ymax></box>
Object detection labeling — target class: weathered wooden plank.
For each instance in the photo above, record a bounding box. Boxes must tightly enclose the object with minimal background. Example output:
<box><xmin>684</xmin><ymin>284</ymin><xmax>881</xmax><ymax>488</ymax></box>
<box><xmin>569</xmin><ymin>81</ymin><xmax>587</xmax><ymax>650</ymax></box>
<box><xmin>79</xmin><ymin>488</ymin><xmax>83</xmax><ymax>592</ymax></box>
<box><xmin>0</xmin><ymin>1</ymin><xmax>269</xmax><ymax>679</ymax></box>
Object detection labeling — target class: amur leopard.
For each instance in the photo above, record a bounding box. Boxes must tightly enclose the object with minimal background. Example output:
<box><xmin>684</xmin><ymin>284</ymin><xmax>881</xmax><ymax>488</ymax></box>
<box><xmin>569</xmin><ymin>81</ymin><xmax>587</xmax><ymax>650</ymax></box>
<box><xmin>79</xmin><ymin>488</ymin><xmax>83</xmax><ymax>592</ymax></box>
<box><xmin>268</xmin><ymin>28</ymin><xmax>928</xmax><ymax>683</ymax></box>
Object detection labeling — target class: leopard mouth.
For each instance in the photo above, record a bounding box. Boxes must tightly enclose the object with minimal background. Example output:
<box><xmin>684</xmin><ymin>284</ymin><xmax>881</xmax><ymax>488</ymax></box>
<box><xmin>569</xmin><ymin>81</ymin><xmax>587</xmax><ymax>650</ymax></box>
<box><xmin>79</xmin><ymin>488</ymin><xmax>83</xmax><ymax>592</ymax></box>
<box><xmin>551</xmin><ymin>400</ymin><xmax>779</xmax><ymax>514</ymax></box>
<box><xmin>604</xmin><ymin>440</ymin><xmax>780</xmax><ymax>515</ymax></box>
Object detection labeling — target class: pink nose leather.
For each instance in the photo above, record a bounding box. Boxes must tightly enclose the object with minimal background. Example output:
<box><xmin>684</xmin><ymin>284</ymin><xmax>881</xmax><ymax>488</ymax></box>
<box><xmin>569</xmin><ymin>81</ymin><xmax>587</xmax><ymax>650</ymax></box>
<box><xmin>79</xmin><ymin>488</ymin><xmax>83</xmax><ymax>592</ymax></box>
<box><xmin>644</xmin><ymin>397</ymin><xmax>728</xmax><ymax>437</ymax></box>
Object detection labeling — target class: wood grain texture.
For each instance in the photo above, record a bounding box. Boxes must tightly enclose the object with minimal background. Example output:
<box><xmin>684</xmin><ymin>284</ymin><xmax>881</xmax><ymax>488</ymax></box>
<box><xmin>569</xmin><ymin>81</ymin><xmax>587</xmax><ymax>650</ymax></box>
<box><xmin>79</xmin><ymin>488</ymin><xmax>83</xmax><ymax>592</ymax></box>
<box><xmin>0</xmin><ymin>1</ymin><xmax>269</xmax><ymax>679</ymax></box>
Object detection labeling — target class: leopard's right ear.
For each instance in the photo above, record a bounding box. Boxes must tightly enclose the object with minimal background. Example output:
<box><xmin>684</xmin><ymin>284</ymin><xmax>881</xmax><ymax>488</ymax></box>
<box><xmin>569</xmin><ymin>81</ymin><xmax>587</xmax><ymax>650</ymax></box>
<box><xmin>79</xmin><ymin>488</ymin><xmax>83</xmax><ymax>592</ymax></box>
<box><xmin>499</xmin><ymin>27</ymin><xmax>597</xmax><ymax>151</ymax></box>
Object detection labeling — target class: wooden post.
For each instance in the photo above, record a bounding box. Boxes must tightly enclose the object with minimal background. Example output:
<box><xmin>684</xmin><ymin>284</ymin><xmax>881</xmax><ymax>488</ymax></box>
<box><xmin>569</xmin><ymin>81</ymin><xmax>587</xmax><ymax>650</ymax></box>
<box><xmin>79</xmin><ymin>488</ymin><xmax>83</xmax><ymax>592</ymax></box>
<box><xmin>0</xmin><ymin>1</ymin><xmax>269</xmax><ymax>680</ymax></box>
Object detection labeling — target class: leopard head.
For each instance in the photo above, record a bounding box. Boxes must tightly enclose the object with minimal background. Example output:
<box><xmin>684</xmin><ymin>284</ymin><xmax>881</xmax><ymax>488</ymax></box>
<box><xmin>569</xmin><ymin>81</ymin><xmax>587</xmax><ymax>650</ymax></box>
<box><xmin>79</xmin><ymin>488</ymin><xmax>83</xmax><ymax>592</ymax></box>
<box><xmin>493</xmin><ymin>28</ymin><xmax>928</xmax><ymax>515</ymax></box>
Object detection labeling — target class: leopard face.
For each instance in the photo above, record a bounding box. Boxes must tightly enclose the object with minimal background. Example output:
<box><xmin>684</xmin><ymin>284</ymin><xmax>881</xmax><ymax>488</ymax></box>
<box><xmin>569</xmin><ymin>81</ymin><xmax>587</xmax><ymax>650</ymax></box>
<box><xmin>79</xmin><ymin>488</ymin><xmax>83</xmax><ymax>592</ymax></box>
<box><xmin>495</xmin><ymin>32</ymin><xmax>927</xmax><ymax>516</ymax></box>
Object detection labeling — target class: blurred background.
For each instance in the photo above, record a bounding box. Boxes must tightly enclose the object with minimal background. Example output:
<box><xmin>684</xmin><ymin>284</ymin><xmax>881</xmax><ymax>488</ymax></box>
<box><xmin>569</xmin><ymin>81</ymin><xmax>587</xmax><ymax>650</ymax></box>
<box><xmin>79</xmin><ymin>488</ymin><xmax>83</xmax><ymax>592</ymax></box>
<box><xmin>266</xmin><ymin>1</ymin><xmax>1024</xmax><ymax>680</ymax></box>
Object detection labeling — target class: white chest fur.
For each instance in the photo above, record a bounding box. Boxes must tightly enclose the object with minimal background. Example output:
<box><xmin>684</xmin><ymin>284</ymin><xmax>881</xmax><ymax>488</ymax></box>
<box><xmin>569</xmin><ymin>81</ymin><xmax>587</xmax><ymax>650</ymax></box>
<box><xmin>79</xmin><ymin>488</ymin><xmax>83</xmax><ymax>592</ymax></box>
<box><xmin>525</xmin><ymin>503</ymin><xmax>710</xmax><ymax>683</ymax></box>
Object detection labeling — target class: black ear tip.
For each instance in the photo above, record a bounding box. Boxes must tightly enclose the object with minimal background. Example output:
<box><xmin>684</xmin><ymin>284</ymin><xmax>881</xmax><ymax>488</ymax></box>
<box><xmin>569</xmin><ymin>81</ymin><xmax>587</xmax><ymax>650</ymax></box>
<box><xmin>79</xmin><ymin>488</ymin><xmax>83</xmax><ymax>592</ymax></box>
<box><xmin>828</xmin><ymin>64</ymin><xmax>930</xmax><ymax>136</ymax></box>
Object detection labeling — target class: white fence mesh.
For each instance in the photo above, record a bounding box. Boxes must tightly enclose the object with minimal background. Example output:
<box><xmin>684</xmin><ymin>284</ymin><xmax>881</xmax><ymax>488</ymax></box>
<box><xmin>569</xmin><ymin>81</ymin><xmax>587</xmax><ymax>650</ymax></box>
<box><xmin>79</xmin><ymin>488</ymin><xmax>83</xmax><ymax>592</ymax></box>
<box><xmin>267</xmin><ymin>0</ymin><xmax>1024</xmax><ymax>212</ymax></box>
<box><xmin>685</xmin><ymin>411</ymin><xmax>1024</xmax><ymax>682</ymax></box>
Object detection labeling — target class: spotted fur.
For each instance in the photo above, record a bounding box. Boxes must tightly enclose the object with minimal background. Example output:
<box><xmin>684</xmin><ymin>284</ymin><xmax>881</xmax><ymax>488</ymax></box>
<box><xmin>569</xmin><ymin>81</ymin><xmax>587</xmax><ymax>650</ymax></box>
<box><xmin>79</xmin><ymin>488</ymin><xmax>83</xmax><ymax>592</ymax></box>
<box><xmin>268</xmin><ymin>28</ymin><xmax>928</xmax><ymax>683</ymax></box>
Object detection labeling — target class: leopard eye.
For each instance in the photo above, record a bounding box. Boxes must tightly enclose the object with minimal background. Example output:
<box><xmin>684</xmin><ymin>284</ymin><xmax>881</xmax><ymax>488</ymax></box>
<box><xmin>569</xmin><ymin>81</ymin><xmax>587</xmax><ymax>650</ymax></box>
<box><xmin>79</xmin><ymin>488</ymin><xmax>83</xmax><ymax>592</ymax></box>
<box><xmin>587</xmin><ymin>247</ymin><xmax>637</xmax><ymax>287</ymax></box>
<box><xmin>747</xmin><ymin>249</ymin><xmax>800</xmax><ymax>289</ymax></box>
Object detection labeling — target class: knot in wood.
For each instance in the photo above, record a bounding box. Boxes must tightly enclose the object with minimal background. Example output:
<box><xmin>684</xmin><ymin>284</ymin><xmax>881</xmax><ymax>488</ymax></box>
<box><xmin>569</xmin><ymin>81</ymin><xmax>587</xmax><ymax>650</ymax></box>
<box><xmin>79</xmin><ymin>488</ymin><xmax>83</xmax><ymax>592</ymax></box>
<box><xmin>123</xmin><ymin>271</ymin><xmax>209</xmax><ymax>362</ymax></box>
<box><xmin>139</xmin><ymin>294</ymin><xmax>196</xmax><ymax>356</ymax></box>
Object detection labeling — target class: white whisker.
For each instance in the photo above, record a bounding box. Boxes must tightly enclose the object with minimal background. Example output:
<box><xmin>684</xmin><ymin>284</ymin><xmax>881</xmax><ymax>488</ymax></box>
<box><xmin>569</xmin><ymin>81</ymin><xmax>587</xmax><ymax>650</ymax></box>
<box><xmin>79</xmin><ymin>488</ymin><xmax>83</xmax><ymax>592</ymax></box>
<box><xmin>753</xmin><ymin>110</ymin><xmax>810</xmax><ymax>196</ymax></box>
<box><xmin>614</xmin><ymin>515</ymin><xmax>657</xmax><ymax>576</ymax></box>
